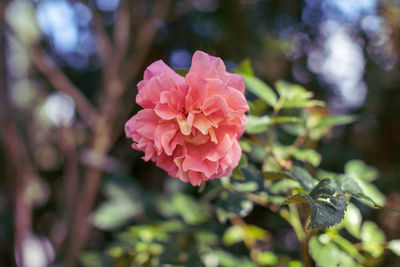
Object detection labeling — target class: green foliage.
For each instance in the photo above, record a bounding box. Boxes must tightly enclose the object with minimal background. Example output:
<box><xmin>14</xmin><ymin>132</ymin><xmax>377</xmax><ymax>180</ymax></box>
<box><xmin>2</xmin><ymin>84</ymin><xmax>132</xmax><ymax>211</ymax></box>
<box><xmin>91</xmin><ymin>178</ymin><xmax>143</xmax><ymax>230</ymax></box>
<box><xmin>361</xmin><ymin>221</ymin><xmax>386</xmax><ymax>258</ymax></box>
<box><xmin>241</xmin><ymin>74</ymin><xmax>277</xmax><ymax>107</ymax></box>
<box><xmin>86</xmin><ymin>61</ymin><xmax>394</xmax><ymax>267</ymax></box>
<box><xmin>275</xmin><ymin>80</ymin><xmax>324</xmax><ymax>108</ymax></box>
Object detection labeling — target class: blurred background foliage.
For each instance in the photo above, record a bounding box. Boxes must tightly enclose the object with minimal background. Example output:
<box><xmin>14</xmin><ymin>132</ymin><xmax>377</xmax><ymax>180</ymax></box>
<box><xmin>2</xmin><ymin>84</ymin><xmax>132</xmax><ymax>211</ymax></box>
<box><xmin>1</xmin><ymin>0</ymin><xmax>400</xmax><ymax>266</ymax></box>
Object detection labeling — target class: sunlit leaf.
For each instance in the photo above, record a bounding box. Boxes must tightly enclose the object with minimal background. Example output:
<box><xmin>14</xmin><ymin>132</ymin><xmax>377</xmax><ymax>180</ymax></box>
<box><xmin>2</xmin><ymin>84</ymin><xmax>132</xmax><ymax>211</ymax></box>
<box><xmin>361</xmin><ymin>221</ymin><xmax>385</xmax><ymax>258</ymax></box>
<box><xmin>235</xmin><ymin>58</ymin><xmax>254</xmax><ymax>76</ymax></box>
<box><xmin>245</xmin><ymin>115</ymin><xmax>270</xmax><ymax>133</ymax></box>
<box><xmin>270</xmin><ymin>179</ymin><xmax>301</xmax><ymax>194</ymax></box>
<box><xmin>328</xmin><ymin>230</ymin><xmax>364</xmax><ymax>262</ymax></box>
<box><xmin>269</xmin><ymin>116</ymin><xmax>303</xmax><ymax>124</ymax></box>
<box><xmin>309</xmin><ymin>115</ymin><xmax>354</xmax><ymax>140</ymax></box>
<box><xmin>388</xmin><ymin>239</ymin><xmax>400</xmax><ymax>257</ymax></box>
<box><xmin>309</xmin><ymin>235</ymin><xmax>362</xmax><ymax>267</ymax></box>
<box><xmin>334</xmin><ymin>174</ymin><xmax>381</xmax><ymax>208</ymax></box>
<box><xmin>275</xmin><ymin>80</ymin><xmax>324</xmax><ymax>108</ymax></box>
<box><xmin>223</xmin><ymin>225</ymin><xmax>245</xmax><ymax>246</ymax></box>
<box><xmin>345</xmin><ymin>159</ymin><xmax>379</xmax><ymax>182</ymax></box>
<box><xmin>242</xmin><ymin>74</ymin><xmax>277</xmax><ymax>107</ymax></box>
<box><xmin>256</xmin><ymin>252</ymin><xmax>278</xmax><ymax>265</ymax></box>
<box><xmin>291</xmin><ymin>149</ymin><xmax>321</xmax><ymax>167</ymax></box>
<box><xmin>341</xmin><ymin>202</ymin><xmax>362</xmax><ymax>238</ymax></box>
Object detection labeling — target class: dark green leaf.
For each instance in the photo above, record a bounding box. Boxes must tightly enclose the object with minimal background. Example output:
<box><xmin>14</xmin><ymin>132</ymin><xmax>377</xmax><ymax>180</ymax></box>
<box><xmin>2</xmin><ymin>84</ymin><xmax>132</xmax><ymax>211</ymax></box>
<box><xmin>283</xmin><ymin>179</ymin><xmax>347</xmax><ymax>229</ymax></box>
<box><xmin>216</xmin><ymin>191</ymin><xmax>254</xmax><ymax>223</ymax></box>
<box><xmin>174</xmin><ymin>69</ymin><xmax>189</xmax><ymax>76</ymax></box>
<box><xmin>232</xmin><ymin>154</ymin><xmax>248</xmax><ymax>180</ymax></box>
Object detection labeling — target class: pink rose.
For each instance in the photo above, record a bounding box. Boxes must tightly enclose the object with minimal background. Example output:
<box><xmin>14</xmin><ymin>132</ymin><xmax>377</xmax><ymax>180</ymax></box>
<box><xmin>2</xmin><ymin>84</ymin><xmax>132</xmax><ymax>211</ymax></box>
<box><xmin>125</xmin><ymin>51</ymin><xmax>248</xmax><ymax>186</ymax></box>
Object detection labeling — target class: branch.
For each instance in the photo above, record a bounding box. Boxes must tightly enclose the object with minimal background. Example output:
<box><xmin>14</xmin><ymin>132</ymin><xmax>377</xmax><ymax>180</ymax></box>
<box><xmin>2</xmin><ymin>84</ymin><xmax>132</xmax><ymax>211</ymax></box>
<box><xmin>80</xmin><ymin>0</ymin><xmax>113</xmax><ymax>63</ymax></box>
<box><xmin>29</xmin><ymin>45</ymin><xmax>99</xmax><ymax>127</ymax></box>
<box><xmin>122</xmin><ymin>0</ymin><xmax>172</xmax><ymax>85</ymax></box>
<box><xmin>0</xmin><ymin>22</ymin><xmax>34</xmax><ymax>267</ymax></box>
<box><xmin>64</xmin><ymin>2</ymin><xmax>174</xmax><ymax>265</ymax></box>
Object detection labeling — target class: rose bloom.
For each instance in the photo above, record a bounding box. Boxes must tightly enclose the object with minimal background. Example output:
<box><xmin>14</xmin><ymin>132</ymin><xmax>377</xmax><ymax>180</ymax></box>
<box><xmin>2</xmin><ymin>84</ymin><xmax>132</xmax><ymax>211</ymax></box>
<box><xmin>125</xmin><ymin>51</ymin><xmax>248</xmax><ymax>186</ymax></box>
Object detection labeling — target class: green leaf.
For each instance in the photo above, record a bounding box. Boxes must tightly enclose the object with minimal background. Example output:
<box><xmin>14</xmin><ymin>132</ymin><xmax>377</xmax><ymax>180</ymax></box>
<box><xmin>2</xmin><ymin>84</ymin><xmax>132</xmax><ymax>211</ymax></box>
<box><xmin>244</xmin><ymin>225</ymin><xmax>269</xmax><ymax>241</ymax></box>
<box><xmin>345</xmin><ymin>160</ymin><xmax>379</xmax><ymax>182</ymax></box>
<box><xmin>223</xmin><ymin>224</ymin><xmax>268</xmax><ymax>246</ymax></box>
<box><xmin>232</xmin><ymin>154</ymin><xmax>248</xmax><ymax>180</ymax></box>
<box><xmin>92</xmin><ymin>180</ymin><xmax>142</xmax><ymax>230</ymax></box>
<box><xmin>388</xmin><ymin>239</ymin><xmax>400</xmax><ymax>257</ymax></box>
<box><xmin>313</xmin><ymin>115</ymin><xmax>355</xmax><ymax>131</ymax></box>
<box><xmin>334</xmin><ymin>174</ymin><xmax>382</xmax><ymax>208</ymax></box>
<box><xmin>270</xmin><ymin>179</ymin><xmax>301</xmax><ymax>194</ymax></box>
<box><xmin>342</xmin><ymin>202</ymin><xmax>362</xmax><ymax>238</ymax></box>
<box><xmin>174</xmin><ymin>69</ymin><xmax>189</xmax><ymax>76</ymax></box>
<box><xmin>309</xmin><ymin>115</ymin><xmax>354</xmax><ymax>140</ymax></box>
<box><xmin>263</xmin><ymin>171</ymin><xmax>294</xmax><ymax>181</ymax></box>
<box><xmin>256</xmin><ymin>252</ymin><xmax>278</xmax><ymax>265</ymax></box>
<box><xmin>290</xmin><ymin>166</ymin><xmax>319</xmax><ymax>192</ymax></box>
<box><xmin>242</xmin><ymin>74</ymin><xmax>277</xmax><ymax>107</ymax></box>
<box><xmin>249</xmin><ymin>99</ymin><xmax>268</xmax><ymax>115</ymax></box>
<box><xmin>269</xmin><ymin>116</ymin><xmax>303</xmax><ymax>124</ymax></box>
<box><xmin>245</xmin><ymin>115</ymin><xmax>302</xmax><ymax>134</ymax></box>
<box><xmin>283</xmin><ymin>179</ymin><xmax>347</xmax><ymax>229</ymax></box>
<box><xmin>233</xmin><ymin>165</ymin><xmax>263</xmax><ymax>193</ymax></box>
<box><xmin>309</xmin><ymin>235</ymin><xmax>362</xmax><ymax>267</ymax></box>
<box><xmin>292</xmin><ymin>149</ymin><xmax>321</xmax><ymax>167</ymax></box>
<box><xmin>239</xmin><ymin>140</ymin><xmax>251</xmax><ymax>152</ymax></box>
<box><xmin>309</xmin><ymin>236</ymin><xmax>340</xmax><ymax>267</ymax></box>
<box><xmin>203</xmin><ymin>250</ymin><xmax>256</xmax><ymax>267</ymax></box>
<box><xmin>275</xmin><ymin>80</ymin><xmax>324</xmax><ymax>108</ymax></box>
<box><xmin>223</xmin><ymin>225</ymin><xmax>245</xmax><ymax>246</ymax></box>
<box><xmin>172</xmin><ymin>193</ymin><xmax>209</xmax><ymax>224</ymax></box>
<box><xmin>329</xmin><ymin>230</ymin><xmax>364</xmax><ymax>262</ymax></box>
<box><xmin>235</xmin><ymin>58</ymin><xmax>254</xmax><ymax>76</ymax></box>
<box><xmin>245</xmin><ymin>115</ymin><xmax>271</xmax><ymax>133</ymax></box>
<box><xmin>361</xmin><ymin>221</ymin><xmax>385</xmax><ymax>258</ymax></box>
